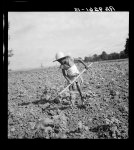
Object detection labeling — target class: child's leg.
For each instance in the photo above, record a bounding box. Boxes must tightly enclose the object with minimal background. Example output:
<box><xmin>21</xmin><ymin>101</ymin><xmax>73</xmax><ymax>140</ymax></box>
<box><xmin>69</xmin><ymin>83</ymin><xmax>76</xmax><ymax>106</ymax></box>
<box><xmin>79</xmin><ymin>75</ymin><xmax>83</xmax><ymax>84</ymax></box>
<box><xmin>69</xmin><ymin>84</ymin><xmax>73</xmax><ymax>98</ymax></box>
<box><xmin>76</xmin><ymin>81</ymin><xmax>84</xmax><ymax>105</ymax></box>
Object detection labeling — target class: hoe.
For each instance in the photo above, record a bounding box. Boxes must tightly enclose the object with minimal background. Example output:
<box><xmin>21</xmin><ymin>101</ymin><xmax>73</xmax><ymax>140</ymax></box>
<box><xmin>21</xmin><ymin>62</ymin><xmax>93</xmax><ymax>108</ymax></box>
<box><xmin>51</xmin><ymin>62</ymin><xmax>93</xmax><ymax>102</ymax></box>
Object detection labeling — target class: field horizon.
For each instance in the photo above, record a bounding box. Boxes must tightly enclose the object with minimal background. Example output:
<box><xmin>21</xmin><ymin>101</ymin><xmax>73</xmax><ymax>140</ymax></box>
<box><xmin>8</xmin><ymin>58</ymin><xmax>128</xmax><ymax>73</ymax></box>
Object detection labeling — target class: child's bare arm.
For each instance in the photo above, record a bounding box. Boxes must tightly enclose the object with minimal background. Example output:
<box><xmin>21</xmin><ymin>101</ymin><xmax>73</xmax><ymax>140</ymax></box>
<box><xmin>75</xmin><ymin>58</ymin><xmax>89</xmax><ymax>69</ymax></box>
<box><xmin>62</xmin><ymin>69</ymin><xmax>71</xmax><ymax>83</ymax></box>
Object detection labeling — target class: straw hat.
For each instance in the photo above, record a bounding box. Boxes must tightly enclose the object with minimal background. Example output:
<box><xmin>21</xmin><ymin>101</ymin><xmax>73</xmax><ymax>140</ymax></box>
<box><xmin>53</xmin><ymin>52</ymin><xmax>69</xmax><ymax>62</ymax></box>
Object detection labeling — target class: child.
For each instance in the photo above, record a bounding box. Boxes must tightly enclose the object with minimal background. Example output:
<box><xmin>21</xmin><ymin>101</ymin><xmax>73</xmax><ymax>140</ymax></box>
<box><xmin>53</xmin><ymin>52</ymin><xmax>89</xmax><ymax>106</ymax></box>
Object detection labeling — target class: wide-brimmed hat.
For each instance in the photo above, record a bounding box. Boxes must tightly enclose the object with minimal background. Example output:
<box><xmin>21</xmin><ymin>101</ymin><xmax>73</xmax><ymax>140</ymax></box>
<box><xmin>53</xmin><ymin>52</ymin><xmax>69</xmax><ymax>62</ymax></box>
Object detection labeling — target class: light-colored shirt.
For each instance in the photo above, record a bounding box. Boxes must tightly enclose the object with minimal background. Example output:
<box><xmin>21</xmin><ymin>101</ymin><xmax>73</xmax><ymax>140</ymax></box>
<box><xmin>66</xmin><ymin>64</ymin><xmax>79</xmax><ymax>77</ymax></box>
<box><xmin>60</xmin><ymin>56</ymin><xmax>79</xmax><ymax>77</ymax></box>
<box><xmin>60</xmin><ymin>56</ymin><xmax>83</xmax><ymax>83</ymax></box>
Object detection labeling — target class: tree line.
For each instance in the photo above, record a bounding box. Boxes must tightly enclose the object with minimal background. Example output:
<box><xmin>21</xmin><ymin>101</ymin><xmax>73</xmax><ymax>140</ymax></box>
<box><xmin>8</xmin><ymin>21</ymin><xmax>129</xmax><ymax>68</ymax></box>
<box><xmin>83</xmin><ymin>37</ymin><xmax>129</xmax><ymax>63</ymax></box>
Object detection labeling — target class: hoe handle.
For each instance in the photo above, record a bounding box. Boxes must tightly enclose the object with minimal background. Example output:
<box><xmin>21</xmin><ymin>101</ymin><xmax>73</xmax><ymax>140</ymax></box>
<box><xmin>52</xmin><ymin>63</ymin><xmax>93</xmax><ymax>100</ymax></box>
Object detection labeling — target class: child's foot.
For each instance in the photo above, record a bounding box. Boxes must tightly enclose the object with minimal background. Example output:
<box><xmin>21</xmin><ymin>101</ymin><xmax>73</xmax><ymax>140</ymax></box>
<box><xmin>80</xmin><ymin>97</ymin><xmax>85</xmax><ymax>105</ymax></box>
<box><xmin>79</xmin><ymin>102</ymin><xmax>86</xmax><ymax>109</ymax></box>
<box><xmin>78</xmin><ymin>100</ymin><xmax>83</xmax><ymax>106</ymax></box>
<box><xmin>70</xmin><ymin>100</ymin><xmax>75</xmax><ymax>108</ymax></box>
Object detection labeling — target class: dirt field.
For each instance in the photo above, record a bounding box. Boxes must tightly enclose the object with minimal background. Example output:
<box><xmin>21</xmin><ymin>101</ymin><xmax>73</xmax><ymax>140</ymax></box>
<box><xmin>8</xmin><ymin>59</ymin><xmax>128</xmax><ymax>139</ymax></box>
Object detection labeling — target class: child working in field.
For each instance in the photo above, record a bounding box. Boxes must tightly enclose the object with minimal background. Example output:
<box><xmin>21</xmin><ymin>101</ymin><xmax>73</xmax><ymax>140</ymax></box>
<box><xmin>53</xmin><ymin>52</ymin><xmax>89</xmax><ymax>106</ymax></box>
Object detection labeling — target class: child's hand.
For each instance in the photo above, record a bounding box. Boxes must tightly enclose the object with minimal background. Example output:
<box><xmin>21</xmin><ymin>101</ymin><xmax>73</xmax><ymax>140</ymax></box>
<box><xmin>85</xmin><ymin>66</ymin><xmax>89</xmax><ymax>70</ymax></box>
<box><xmin>68</xmin><ymin>80</ymin><xmax>72</xmax><ymax>84</ymax></box>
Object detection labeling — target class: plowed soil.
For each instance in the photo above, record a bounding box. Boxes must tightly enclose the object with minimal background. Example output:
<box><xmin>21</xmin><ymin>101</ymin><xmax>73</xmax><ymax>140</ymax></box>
<box><xmin>8</xmin><ymin>59</ymin><xmax>128</xmax><ymax>139</ymax></box>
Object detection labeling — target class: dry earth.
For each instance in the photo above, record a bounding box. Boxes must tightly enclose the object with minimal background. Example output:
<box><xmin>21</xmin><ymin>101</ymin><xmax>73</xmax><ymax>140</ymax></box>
<box><xmin>8</xmin><ymin>59</ymin><xmax>128</xmax><ymax>139</ymax></box>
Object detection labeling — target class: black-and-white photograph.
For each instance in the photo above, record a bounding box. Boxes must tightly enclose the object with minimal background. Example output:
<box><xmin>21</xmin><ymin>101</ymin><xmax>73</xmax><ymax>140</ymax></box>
<box><xmin>8</xmin><ymin>12</ymin><xmax>129</xmax><ymax>139</ymax></box>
